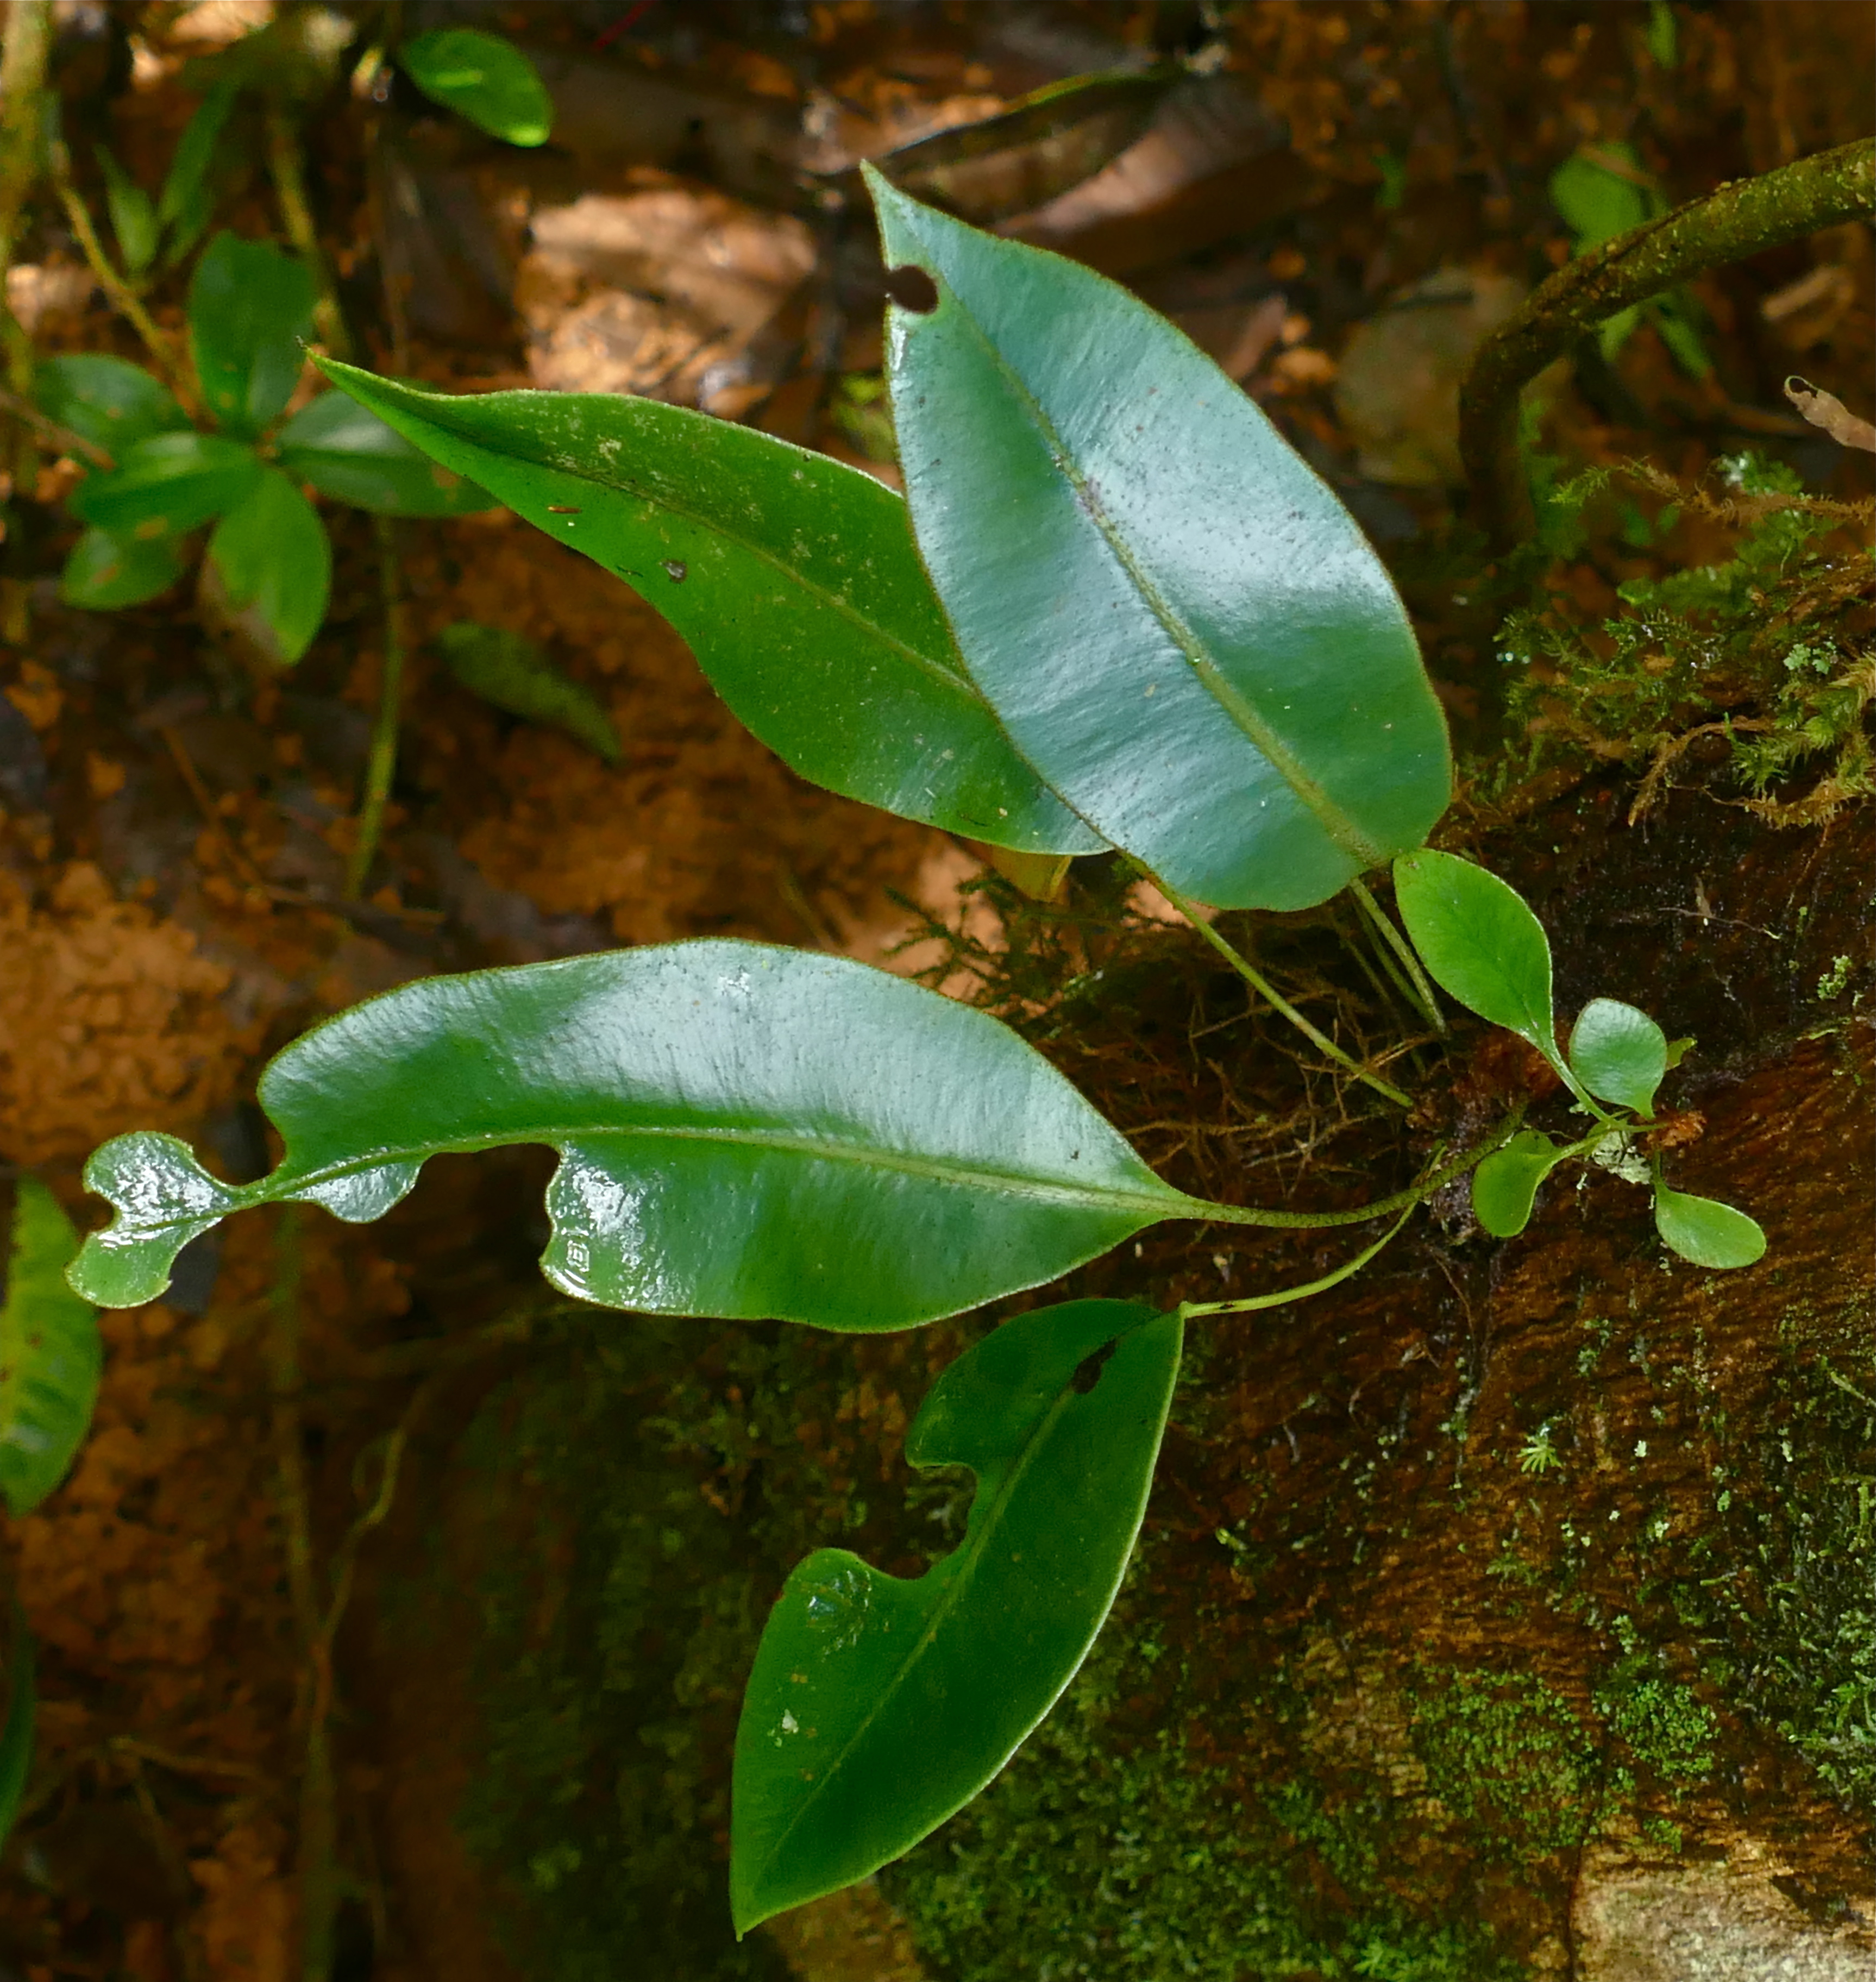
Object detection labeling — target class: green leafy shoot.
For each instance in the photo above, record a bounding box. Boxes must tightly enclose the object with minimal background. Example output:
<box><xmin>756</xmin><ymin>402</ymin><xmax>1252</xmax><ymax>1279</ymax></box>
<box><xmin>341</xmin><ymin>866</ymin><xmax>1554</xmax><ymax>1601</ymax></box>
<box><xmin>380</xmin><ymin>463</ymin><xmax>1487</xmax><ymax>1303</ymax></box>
<box><xmin>397</xmin><ymin>28</ymin><xmax>553</xmax><ymax>147</ymax></box>
<box><xmin>0</xmin><ymin>1180</ymin><xmax>103</xmax><ymax>1517</ymax></box>
<box><xmin>60</xmin><ymin>528</ymin><xmax>186</xmax><ymax>610</ymax></box>
<box><xmin>436</xmin><ymin>623</ymin><xmax>620</xmax><ymax>761</ymax></box>
<box><xmin>731</xmin><ymin>1300</ymin><xmax>1181</xmax><ymax>1931</ymax></box>
<box><xmin>1567</xmin><ymin>998</ymin><xmax>1668</xmax><ymax>1118</ymax></box>
<box><xmin>1471</xmin><ymin>1131</ymin><xmax>1566</xmax><ymax>1239</ymax></box>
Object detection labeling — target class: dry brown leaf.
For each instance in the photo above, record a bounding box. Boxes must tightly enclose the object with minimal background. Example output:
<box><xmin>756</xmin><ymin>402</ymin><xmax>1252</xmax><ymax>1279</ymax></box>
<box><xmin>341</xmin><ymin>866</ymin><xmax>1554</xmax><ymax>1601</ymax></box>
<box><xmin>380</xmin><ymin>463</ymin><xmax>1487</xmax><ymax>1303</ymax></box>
<box><xmin>1784</xmin><ymin>375</ymin><xmax>1876</xmax><ymax>452</ymax></box>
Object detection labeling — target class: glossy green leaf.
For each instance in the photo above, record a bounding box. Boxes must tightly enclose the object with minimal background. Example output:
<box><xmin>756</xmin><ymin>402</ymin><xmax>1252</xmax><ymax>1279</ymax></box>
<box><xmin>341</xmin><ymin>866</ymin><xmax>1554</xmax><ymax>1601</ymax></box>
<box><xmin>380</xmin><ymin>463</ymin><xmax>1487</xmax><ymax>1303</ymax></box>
<box><xmin>70</xmin><ymin>942</ymin><xmax>1204</xmax><ymax>1326</ymax></box>
<box><xmin>68</xmin><ymin>431</ymin><xmax>262</xmax><ymax>537</ymax></box>
<box><xmin>36</xmin><ymin>355</ymin><xmax>188</xmax><ymax>460</ymax></box>
<box><xmin>1470</xmin><ymin>1131</ymin><xmax>1565</xmax><ymax>1239</ymax></box>
<box><xmin>0</xmin><ymin>1180</ymin><xmax>103</xmax><ymax>1517</ymax></box>
<box><xmin>187</xmin><ymin>232</ymin><xmax>316</xmax><ymax>436</ymax></box>
<box><xmin>436</xmin><ymin>623</ymin><xmax>619</xmax><ymax>761</ymax></box>
<box><xmin>1568</xmin><ymin>998</ymin><xmax>1667</xmax><ymax>1117</ymax></box>
<box><xmin>0</xmin><ymin>1626</ymin><xmax>33</xmax><ymax>1852</ymax></box>
<box><xmin>866</xmin><ymin>168</ymin><xmax>1450</xmax><ymax>911</ymax></box>
<box><xmin>276</xmin><ymin>390</ymin><xmax>494</xmax><ymax>516</ymax></box>
<box><xmin>1654</xmin><ymin>1187</ymin><xmax>1766</xmax><ymax>1271</ymax></box>
<box><xmin>1392</xmin><ymin>850</ymin><xmax>1559</xmax><ymax>1060</ymax></box>
<box><xmin>157</xmin><ymin>78</ymin><xmax>236</xmax><ymax>266</ymax></box>
<box><xmin>97</xmin><ymin>145</ymin><xmax>158</xmax><ymax>276</ymax></box>
<box><xmin>316</xmin><ymin>359</ymin><xmax>1100</xmax><ymax>855</ymax></box>
<box><xmin>59</xmin><ymin>526</ymin><xmax>187</xmax><ymax>610</ymax></box>
<box><xmin>204</xmin><ymin>466</ymin><xmax>331</xmax><ymax>666</ymax></box>
<box><xmin>398</xmin><ymin>28</ymin><xmax>553</xmax><ymax>146</ymax></box>
<box><xmin>732</xmin><ymin>1298</ymin><xmax>1179</xmax><ymax>1931</ymax></box>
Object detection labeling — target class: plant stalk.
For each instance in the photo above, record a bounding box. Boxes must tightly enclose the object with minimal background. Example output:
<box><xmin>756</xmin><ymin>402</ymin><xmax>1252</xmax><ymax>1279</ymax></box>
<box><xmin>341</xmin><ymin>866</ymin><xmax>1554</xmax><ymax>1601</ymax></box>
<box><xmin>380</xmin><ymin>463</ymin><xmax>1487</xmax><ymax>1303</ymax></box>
<box><xmin>1199</xmin><ymin>1108</ymin><xmax>1521</xmax><ymax>1230</ymax></box>
<box><xmin>1135</xmin><ymin>862</ymin><xmax>1413</xmax><ymax>1108</ymax></box>
<box><xmin>264</xmin><ymin>1208</ymin><xmax>337</xmax><ymax>1982</ymax></box>
<box><xmin>49</xmin><ymin>159</ymin><xmax>200</xmax><ymax>416</ymax></box>
<box><xmin>1348</xmin><ymin>877</ymin><xmax>1447</xmax><ymax>1036</ymax></box>
<box><xmin>1459</xmin><ymin>136</ymin><xmax>1875</xmax><ymax>548</ymax></box>
<box><xmin>1181</xmin><ymin>1205</ymin><xmax>1414</xmax><ymax>1319</ymax></box>
<box><xmin>0</xmin><ymin>0</ymin><xmax>51</xmax><ymax>644</ymax></box>
<box><xmin>266</xmin><ymin>99</ymin><xmax>350</xmax><ymax>360</ymax></box>
<box><xmin>344</xmin><ymin>515</ymin><xmax>406</xmax><ymax>899</ymax></box>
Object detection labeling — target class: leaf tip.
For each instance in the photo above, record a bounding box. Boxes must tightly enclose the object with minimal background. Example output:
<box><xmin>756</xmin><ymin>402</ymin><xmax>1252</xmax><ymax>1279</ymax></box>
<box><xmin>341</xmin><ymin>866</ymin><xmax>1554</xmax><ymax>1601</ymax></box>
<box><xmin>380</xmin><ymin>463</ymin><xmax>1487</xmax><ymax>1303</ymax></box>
<box><xmin>71</xmin><ymin>1131</ymin><xmax>243</xmax><ymax>1308</ymax></box>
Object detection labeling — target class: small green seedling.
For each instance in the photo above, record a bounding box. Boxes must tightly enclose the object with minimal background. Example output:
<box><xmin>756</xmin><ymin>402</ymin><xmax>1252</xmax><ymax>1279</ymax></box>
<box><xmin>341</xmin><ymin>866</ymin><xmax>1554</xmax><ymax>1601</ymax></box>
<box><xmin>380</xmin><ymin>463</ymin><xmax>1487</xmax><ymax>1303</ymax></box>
<box><xmin>65</xmin><ymin>175</ymin><xmax>1766</xmax><ymax>1931</ymax></box>
<box><xmin>1395</xmin><ymin>849</ymin><xmax>1763</xmax><ymax>1267</ymax></box>
<box><xmin>39</xmin><ymin>233</ymin><xmax>491</xmax><ymax>661</ymax></box>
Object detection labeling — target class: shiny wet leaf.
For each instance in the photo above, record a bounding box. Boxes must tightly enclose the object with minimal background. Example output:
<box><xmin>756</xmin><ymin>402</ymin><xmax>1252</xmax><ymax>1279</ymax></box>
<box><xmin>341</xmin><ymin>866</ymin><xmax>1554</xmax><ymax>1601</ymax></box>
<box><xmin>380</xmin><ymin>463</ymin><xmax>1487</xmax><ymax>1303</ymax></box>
<box><xmin>731</xmin><ymin>1299</ymin><xmax>1180</xmax><ymax>1930</ymax></box>
<box><xmin>70</xmin><ymin>943</ymin><xmax>1204</xmax><ymax>1327</ymax></box>
<box><xmin>869</xmin><ymin>170</ymin><xmax>1449</xmax><ymax>910</ymax></box>
<box><xmin>1567</xmin><ymin>998</ymin><xmax>1668</xmax><ymax>1117</ymax></box>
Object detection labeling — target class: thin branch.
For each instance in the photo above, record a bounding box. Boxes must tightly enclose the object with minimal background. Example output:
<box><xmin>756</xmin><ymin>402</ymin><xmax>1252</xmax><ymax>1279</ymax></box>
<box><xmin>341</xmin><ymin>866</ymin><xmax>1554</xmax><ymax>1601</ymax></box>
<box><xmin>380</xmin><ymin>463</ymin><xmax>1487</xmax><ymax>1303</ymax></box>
<box><xmin>266</xmin><ymin>99</ymin><xmax>349</xmax><ymax>361</ymax></box>
<box><xmin>344</xmin><ymin>516</ymin><xmax>407</xmax><ymax>899</ymax></box>
<box><xmin>49</xmin><ymin>155</ymin><xmax>202</xmax><ymax>417</ymax></box>
<box><xmin>0</xmin><ymin>384</ymin><xmax>113</xmax><ymax>467</ymax></box>
<box><xmin>1132</xmin><ymin>859</ymin><xmax>1413</xmax><ymax>1108</ymax></box>
<box><xmin>1459</xmin><ymin>137</ymin><xmax>1875</xmax><ymax>549</ymax></box>
<box><xmin>1181</xmin><ymin>1205</ymin><xmax>1414</xmax><ymax>1320</ymax></box>
<box><xmin>1349</xmin><ymin>876</ymin><xmax>1448</xmax><ymax>1036</ymax></box>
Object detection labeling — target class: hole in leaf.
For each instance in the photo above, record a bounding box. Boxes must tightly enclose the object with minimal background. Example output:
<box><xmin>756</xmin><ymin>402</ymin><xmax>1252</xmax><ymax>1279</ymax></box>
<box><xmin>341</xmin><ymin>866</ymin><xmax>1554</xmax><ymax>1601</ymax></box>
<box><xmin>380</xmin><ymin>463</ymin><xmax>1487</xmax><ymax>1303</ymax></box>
<box><xmin>883</xmin><ymin>264</ymin><xmax>939</xmax><ymax>313</ymax></box>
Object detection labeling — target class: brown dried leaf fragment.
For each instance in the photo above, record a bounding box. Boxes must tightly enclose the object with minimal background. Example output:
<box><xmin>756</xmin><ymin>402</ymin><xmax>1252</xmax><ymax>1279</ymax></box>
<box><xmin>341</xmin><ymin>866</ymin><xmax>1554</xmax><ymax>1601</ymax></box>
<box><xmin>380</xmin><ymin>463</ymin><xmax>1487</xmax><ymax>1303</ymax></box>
<box><xmin>1784</xmin><ymin>375</ymin><xmax>1876</xmax><ymax>452</ymax></box>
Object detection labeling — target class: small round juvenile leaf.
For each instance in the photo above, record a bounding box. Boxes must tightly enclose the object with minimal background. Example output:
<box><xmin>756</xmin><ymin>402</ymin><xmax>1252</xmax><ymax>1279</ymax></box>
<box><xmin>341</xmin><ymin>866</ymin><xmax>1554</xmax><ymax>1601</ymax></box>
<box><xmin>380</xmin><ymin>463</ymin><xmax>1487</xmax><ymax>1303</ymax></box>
<box><xmin>276</xmin><ymin>391</ymin><xmax>494</xmax><ymax>517</ymax></box>
<box><xmin>1654</xmin><ymin>1187</ymin><xmax>1766</xmax><ymax>1271</ymax></box>
<box><xmin>1392</xmin><ymin>849</ymin><xmax>1558</xmax><ymax>1056</ymax></box>
<box><xmin>71</xmin><ymin>943</ymin><xmax>1204</xmax><ymax>1328</ymax></box>
<box><xmin>204</xmin><ymin>466</ymin><xmax>332</xmax><ymax>666</ymax></box>
<box><xmin>60</xmin><ymin>527</ymin><xmax>186</xmax><ymax>609</ymax></box>
<box><xmin>732</xmin><ymin>1299</ymin><xmax>1179</xmax><ymax>1931</ymax></box>
<box><xmin>187</xmin><ymin>232</ymin><xmax>316</xmax><ymax>436</ymax></box>
<box><xmin>398</xmin><ymin>28</ymin><xmax>553</xmax><ymax>146</ymax></box>
<box><xmin>0</xmin><ymin>1180</ymin><xmax>102</xmax><ymax>1516</ymax></box>
<box><xmin>867</xmin><ymin>170</ymin><xmax>1451</xmax><ymax>911</ymax></box>
<box><xmin>35</xmin><ymin>355</ymin><xmax>188</xmax><ymax>457</ymax></box>
<box><xmin>1568</xmin><ymin>997</ymin><xmax>1668</xmax><ymax>1117</ymax></box>
<box><xmin>1471</xmin><ymin>1131</ymin><xmax>1565</xmax><ymax>1239</ymax></box>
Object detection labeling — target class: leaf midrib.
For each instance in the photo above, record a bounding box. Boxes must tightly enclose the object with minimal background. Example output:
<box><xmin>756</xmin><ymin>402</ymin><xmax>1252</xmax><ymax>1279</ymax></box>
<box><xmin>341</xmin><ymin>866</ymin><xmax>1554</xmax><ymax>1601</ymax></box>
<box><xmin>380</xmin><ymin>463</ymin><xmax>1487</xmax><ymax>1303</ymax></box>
<box><xmin>184</xmin><ymin>1119</ymin><xmax>1196</xmax><ymax>1228</ymax></box>
<box><xmin>749</xmin><ymin>1314</ymin><xmax>1158</xmax><ymax>1892</ymax></box>
<box><xmin>410</xmin><ymin>391</ymin><xmax>987</xmax><ymax>707</ymax></box>
<box><xmin>925</xmin><ymin>246</ymin><xmax>1386</xmax><ymax>870</ymax></box>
